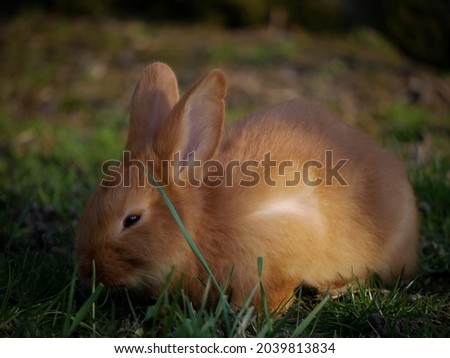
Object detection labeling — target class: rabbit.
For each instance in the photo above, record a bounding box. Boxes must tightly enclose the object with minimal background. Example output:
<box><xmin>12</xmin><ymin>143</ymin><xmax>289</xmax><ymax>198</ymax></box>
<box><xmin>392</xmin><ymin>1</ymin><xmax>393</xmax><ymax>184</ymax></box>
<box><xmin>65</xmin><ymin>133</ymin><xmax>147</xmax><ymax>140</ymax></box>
<box><xmin>76</xmin><ymin>62</ymin><xmax>419</xmax><ymax>312</ymax></box>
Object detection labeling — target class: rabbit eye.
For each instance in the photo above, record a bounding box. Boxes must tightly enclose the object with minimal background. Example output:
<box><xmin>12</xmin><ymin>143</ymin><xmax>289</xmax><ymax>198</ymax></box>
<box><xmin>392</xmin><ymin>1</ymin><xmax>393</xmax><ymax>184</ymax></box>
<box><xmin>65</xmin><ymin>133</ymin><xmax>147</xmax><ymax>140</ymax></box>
<box><xmin>123</xmin><ymin>214</ymin><xmax>141</xmax><ymax>229</ymax></box>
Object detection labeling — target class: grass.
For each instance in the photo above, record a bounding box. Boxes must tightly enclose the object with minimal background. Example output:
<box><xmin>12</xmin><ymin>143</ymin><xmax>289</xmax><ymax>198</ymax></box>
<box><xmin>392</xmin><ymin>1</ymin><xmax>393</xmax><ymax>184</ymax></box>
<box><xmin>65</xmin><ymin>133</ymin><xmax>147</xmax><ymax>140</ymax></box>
<box><xmin>1</xmin><ymin>13</ymin><xmax>450</xmax><ymax>338</ymax></box>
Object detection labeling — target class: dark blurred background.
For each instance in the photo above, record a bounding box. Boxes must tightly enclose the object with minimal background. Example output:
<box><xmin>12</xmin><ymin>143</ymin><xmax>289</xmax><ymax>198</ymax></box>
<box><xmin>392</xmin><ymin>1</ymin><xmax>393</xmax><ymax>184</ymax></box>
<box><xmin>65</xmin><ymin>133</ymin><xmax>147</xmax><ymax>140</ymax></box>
<box><xmin>1</xmin><ymin>0</ymin><xmax>449</xmax><ymax>68</ymax></box>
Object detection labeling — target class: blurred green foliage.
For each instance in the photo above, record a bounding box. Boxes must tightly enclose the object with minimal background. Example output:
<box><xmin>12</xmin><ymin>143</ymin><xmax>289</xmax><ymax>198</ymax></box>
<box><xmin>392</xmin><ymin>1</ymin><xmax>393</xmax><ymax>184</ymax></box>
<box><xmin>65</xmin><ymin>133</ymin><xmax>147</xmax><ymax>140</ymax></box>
<box><xmin>381</xmin><ymin>0</ymin><xmax>450</xmax><ymax>67</ymax></box>
<box><xmin>1</xmin><ymin>0</ymin><xmax>448</xmax><ymax>67</ymax></box>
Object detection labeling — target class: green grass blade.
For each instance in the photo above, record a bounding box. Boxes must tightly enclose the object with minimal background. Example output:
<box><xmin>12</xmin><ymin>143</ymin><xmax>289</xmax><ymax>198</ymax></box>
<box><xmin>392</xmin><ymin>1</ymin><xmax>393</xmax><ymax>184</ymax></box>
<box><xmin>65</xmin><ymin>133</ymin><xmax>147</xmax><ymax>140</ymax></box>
<box><xmin>257</xmin><ymin>256</ymin><xmax>273</xmax><ymax>335</ymax></box>
<box><xmin>65</xmin><ymin>284</ymin><xmax>104</xmax><ymax>337</ymax></box>
<box><xmin>0</xmin><ymin>261</ymin><xmax>14</xmax><ymax>322</ymax></box>
<box><xmin>91</xmin><ymin>261</ymin><xmax>97</xmax><ymax>337</ymax></box>
<box><xmin>291</xmin><ymin>293</ymin><xmax>330</xmax><ymax>337</ymax></box>
<box><xmin>62</xmin><ymin>270</ymin><xmax>77</xmax><ymax>337</ymax></box>
<box><xmin>145</xmin><ymin>168</ymin><xmax>230</xmax><ymax>310</ymax></box>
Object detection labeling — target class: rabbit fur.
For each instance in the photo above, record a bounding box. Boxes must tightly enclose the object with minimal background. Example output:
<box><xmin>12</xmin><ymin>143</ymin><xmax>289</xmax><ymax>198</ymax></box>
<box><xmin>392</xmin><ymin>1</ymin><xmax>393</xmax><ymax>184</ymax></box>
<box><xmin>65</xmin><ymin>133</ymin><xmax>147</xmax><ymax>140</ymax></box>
<box><xmin>76</xmin><ymin>62</ymin><xmax>419</xmax><ymax>312</ymax></box>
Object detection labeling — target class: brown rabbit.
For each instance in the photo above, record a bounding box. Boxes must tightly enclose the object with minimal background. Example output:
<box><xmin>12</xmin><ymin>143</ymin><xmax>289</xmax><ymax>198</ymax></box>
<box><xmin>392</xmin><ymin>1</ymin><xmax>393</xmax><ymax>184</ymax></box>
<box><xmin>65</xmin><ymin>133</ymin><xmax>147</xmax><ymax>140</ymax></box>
<box><xmin>76</xmin><ymin>62</ymin><xmax>418</xmax><ymax>312</ymax></box>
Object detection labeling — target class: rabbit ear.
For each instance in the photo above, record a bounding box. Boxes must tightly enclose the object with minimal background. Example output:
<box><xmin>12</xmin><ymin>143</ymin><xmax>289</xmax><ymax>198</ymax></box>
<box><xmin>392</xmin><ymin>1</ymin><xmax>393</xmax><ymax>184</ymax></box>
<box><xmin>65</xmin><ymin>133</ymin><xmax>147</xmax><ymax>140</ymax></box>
<box><xmin>126</xmin><ymin>62</ymin><xmax>180</xmax><ymax>150</ymax></box>
<box><xmin>155</xmin><ymin>69</ymin><xmax>226</xmax><ymax>166</ymax></box>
